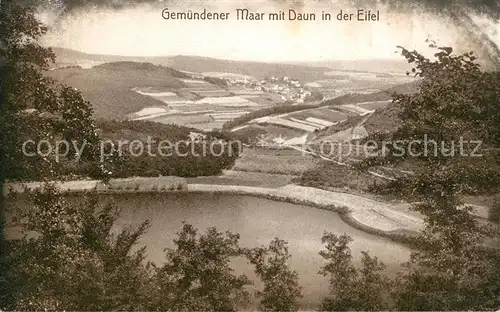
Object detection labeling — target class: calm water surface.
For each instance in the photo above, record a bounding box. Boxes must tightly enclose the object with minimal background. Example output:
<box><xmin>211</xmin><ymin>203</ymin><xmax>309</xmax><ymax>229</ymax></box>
<box><xmin>108</xmin><ymin>192</ymin><xmax>411</xmax><ymax>308</ymax></box>
<box><xmin>7</xmin><ymin>192</ymin><xmax>411</xmax><ymax>308</ymax></box>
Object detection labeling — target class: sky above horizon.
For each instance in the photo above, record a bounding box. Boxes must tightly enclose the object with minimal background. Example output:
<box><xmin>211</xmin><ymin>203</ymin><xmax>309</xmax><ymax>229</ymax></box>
<box><xmin>39</xmin><ymin>1</ymin><xmax>498</xmax><ymax>62</ymax></box>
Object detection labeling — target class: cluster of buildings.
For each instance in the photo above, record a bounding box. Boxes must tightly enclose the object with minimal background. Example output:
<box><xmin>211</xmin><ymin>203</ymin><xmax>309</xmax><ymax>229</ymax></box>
<box><xmin>207</xmin><ymin>75</ymin><xmax>313</xmax><ymax>104</ymax></box>
<box><xmin>259</xmin><ymin>76</ymin><xmax>312</xmax><ymax>103</ymax></box>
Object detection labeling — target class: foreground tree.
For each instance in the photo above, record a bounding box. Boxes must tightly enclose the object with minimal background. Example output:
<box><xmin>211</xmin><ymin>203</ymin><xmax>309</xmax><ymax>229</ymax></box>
<box><xmin>0</xmin><ymin>0</ymin><xmax>110</xmax><ymax>306</ymax></box>
<box><xmin>246</xmin><ymin>238</ymin><xmax>302</xmax><ymax>311</ymax></box>
<box><xmin>0</xmin><ymin>2</ymin><xmax>109</xmax><ymax>182</ymax></box>
<box><xmin>4</xmin><ymin>186</ymin><xmax>151</xmax><ymax>310</ymax></box>
<box><xmin>147</xmin><ymin>223</ymin><xmax>252</xmax><ymax>311</ymax></box>
<box><xmin>360</xmin><ymin>44</ymin><xmax>500</xmax><ymax>310</ymax></box>
<box><xmin>318</xmin><ymin>233</ymin><xmax>390</xmax><ymax>311</ymax></box>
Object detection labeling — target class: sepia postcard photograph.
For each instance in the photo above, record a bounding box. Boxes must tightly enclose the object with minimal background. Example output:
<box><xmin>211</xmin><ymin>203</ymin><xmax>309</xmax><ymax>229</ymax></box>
<box><xmin>1</xmin><ymin>0</ymin><xmax>499</xmax><ymax>310</ymax></box>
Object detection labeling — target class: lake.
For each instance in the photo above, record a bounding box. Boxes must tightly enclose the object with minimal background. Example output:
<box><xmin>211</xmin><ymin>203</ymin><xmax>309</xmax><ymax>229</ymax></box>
<box><xmin>6</xmin><ymin>192</ymin><xmax>411</xmax><ymax>308</ymax></box>
<box><xmin>110</xmin><ymin>192</ymin><xmax>411</xmax><ymax>308</ymax></box>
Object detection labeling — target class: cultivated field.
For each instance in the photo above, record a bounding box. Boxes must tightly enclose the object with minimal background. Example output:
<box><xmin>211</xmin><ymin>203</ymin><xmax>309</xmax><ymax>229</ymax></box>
<box><xmin>147</xmin><ymin>114</ymin><xmax>212</xmax><ymax>125</ymax></box>
<box><xmin>244</xmin><ymin>94</ymin><xmax>284</xmax><ymax>105</ymax></box>
<box><xmin>306</xmin><ymin>70</ymin><xmax>417</xmax><ymax>98</ymax></box>
<box><xmin>125</xmin><ymin>70</ymin><xmax>293</xmax><ymax>130</ymax></box>
<box><xmin>129</xmin><ymin>85</ymin><xmax>281</xmax><ymax>130</ymax></box>
<box><xmin>288</xmin><ymin>107</ymin><xmax>353</xmax><ymax>122</ymax></box>
<box><xmin>231</xmin><ymin>124</ymin><xmax>304</xmax><ymax>144</ymax></box>
<box><xmin>355</xmin><ymin>100</ymin><xmax>392</xmax><ymax>110</ymax></box>
<box><xmin>187</xmin><ymin>170</ymin><xmax>296</xmax><ymax>188</ymax></box>
<box><xmin>337</xmin><ymin>104</ymin><xmax>375</xmax><ymax>115</ymax></box>
<box><xmin>245</xmin><ymin>104</ymin><xmax>365</xmax><ymax>134</ymax></box>
<box><xmin>233</xmin><ymin>148</ymin><xmax>320</xmax><ymax>175</ymax></box>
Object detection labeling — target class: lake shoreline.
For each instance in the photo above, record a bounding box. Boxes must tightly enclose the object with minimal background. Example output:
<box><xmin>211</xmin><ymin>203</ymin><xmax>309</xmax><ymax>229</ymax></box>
<box><xmin>187</xmin><ymin>189</ymin><xmax>418</xmax><ymax>246</ymax></box>
<box><xmin>187</xmin><ymin>184</ymin><xmax>421</xmax><ymax>247</ymax></box>
<box><xmin>4</xmin><ymin>176</ymin><xmax>423</xmax><ymax>246</ymax></box>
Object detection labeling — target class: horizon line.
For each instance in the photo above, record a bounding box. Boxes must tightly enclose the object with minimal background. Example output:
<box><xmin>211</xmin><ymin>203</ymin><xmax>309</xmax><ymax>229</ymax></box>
<box><xmin>50</xmin><ymin>46</ymin><xmax>407</xmax><ymax>64</ymax></box>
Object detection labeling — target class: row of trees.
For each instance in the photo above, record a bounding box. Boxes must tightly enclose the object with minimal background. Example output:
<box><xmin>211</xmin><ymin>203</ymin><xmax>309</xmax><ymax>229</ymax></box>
<box><xmin>5</xmin><ymin>184</ymin><xmax>394</xmax><ymax>311</ymax></box>
<box><xmin>4</xmin><ymin>181</ymin><xmax>496</xmax><ymax>311</ymax></box>
<box><xmin>4</xmin><ymin>187</ymin><xmax>301</xmax><ymax>311</ymax></box>
<box><xmin>0</xmin><ymin>186</ymin><xmax>451</xmax><ymax>311</ymax></box>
